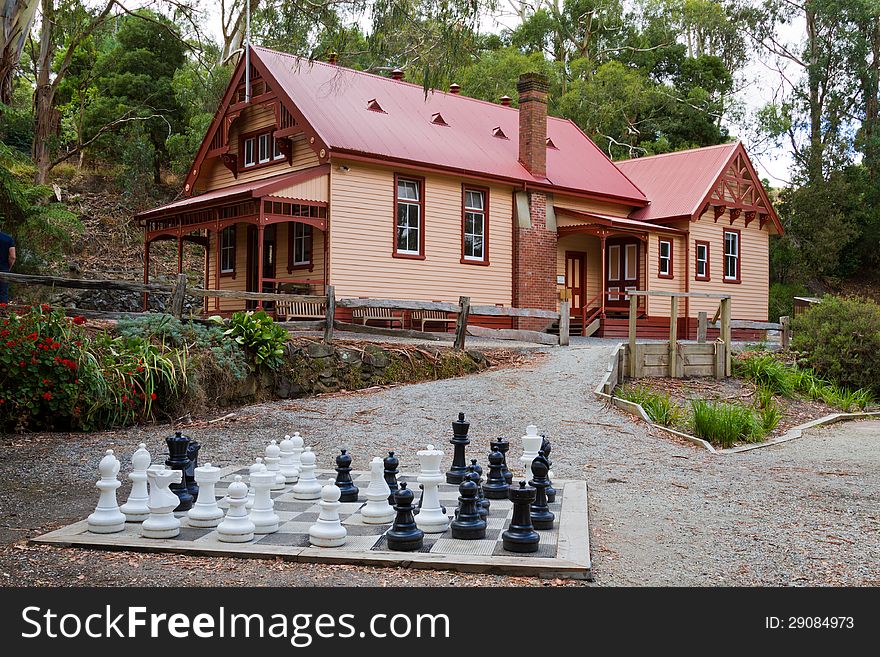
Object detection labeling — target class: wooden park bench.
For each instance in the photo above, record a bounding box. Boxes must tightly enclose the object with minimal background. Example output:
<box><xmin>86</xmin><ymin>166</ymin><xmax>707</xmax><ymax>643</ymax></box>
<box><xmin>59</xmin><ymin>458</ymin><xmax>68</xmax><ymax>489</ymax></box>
<box><xmin>352</xmin><ymin>306</ymin><xmax>405</xmax><ymax>328</ymax></box>
<box><xmin>275</xmin><ymin>300</ymin><xmax>326</xmax><ymax>321</ymax></box>
<box><xmin>411</xmin><ymin>309</ymin><xmax>456</xmax><ymax>332</ymax></box>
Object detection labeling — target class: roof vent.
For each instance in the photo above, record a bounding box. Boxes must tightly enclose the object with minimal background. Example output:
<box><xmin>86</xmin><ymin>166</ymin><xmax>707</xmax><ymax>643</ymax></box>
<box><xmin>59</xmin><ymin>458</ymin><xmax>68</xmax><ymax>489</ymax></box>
<box><xmin>449</xmin><ymin>83</ymin><xmax>461</xmax><ymax>94</ymax></box>
<box><xmin>499</xmin><ymin>95</ymin><xmax>512</xmax><ymax>106</ymax></box>
<box><xmin>492</xmin><ymin>126</ymin><xmax>508</xmax><ymax>140</ymax></box>
<box><xmin>366</xmin><ymin>98</ymin><xmax>386</xmax><ymax>113</ymax></box>
<box><xmin>431</xmin><ymin>113</ymin><xmax>449</xmax><ymax>126</ymax></box>
<box><xmin>391</xmin><ymin>68</ymin><xmax>404</xmax><ymax>80</ymax></box>
<box><xmin>546</xmin><ymin>137</ymin><xmax>558</xmax><ymax>149</ymax></box>
<box><xmin>328</xmin><ymin>52</ymin><xmax>338</xmax><ymax>65</ymax></box>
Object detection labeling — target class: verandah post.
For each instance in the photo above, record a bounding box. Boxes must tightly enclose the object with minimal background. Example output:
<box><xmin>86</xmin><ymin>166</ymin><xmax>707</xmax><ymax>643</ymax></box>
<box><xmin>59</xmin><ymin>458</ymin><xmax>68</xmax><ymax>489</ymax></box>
<box><xmin>558</xmin><ymin>300</ymin><xmax>570</xmax><ymax>346</ymax></box>
<box><xmin>454</xmin><ymin>296</ymin><xmax>470</xmax><ymax>351</ymax></box>
<box><xmin>720</xmin><ymin>297</ymin><xmax>732</xmax><ymax>376</ymax></box>
<box><xmin>323</xmin><ymin>285</ymin><xmax>336</xmax><ymax>344</ymax></box>
<box><xmin>697</xmin><ymin>311</ymin><xmax>707</xmax><ymax>343</ymax></box>
<box><xmin>628</xmin><ymin>293</ymin><xmax>638</xmax><ymax>377</ymax></box>
<box><xmin>668</xmin><ymin>295</ymin><xmax>678</xmax><ymax>378</ymax></box>
<box><xmin>142</xmin><ymin>240</ymin><xmax>150</xmax><ymax>312</ymax></box>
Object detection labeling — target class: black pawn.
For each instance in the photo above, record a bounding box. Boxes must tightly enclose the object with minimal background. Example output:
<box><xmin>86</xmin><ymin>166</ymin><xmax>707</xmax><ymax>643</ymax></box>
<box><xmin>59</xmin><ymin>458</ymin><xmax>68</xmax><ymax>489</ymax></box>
<box><xmin>185</xmin><ymin>440</ymin><xmax>200</xmax><ymax>502</ymax></box>
<box><xmin>529</xmin><ymin>451</ymin><xmax>555</xmax><ymax>530</ymax></box>
<box><xmin>483</xmin><ymin>449</ymin><xmax>509</xmax><ymax>499</ymax></box>
<box><xmin>467</xmin><ymin>461</ymin><xmax>490</xmax><ymax>518</ymax></box>
<box><xmin>445</xmin><ymin>412</ymin><xmax>470</xmax><ymax>484</ymax></box>
<box><xmin>165</xmin><ymin>431</ymin><xmax>194</xmax><ymax>512</ymax></box>
<box><xmin>491</xmin><ymin>438</ymin><xmax>513</xmax><ymax>485</ymax></box>
<box><xmin>450</xmin><ymin>479</ymin><xmax>486</xmax><ymax>539</ymax></box>
<box><xmin>502</xmin><ymin>481</ymin><xmax>540</xmax><ymax>553</ymax></box>
<box><xmin>383</xmin><ymin>451</ymin><xmax>399</xmax><ymax>505</ymax></box>
<box><xmin>386</xmin><ymin>482</ymin><xmax>424</xmax><ymax>551</ymax></box>
<box><xmin>335</xmin><ymin>449</ymin><xmax>359</xmax><ymax>502</ymax></box>
<box><xmin>541</xmin><ymin>436</ymin><xmax>556</xmax><ymax>503</ymax></box>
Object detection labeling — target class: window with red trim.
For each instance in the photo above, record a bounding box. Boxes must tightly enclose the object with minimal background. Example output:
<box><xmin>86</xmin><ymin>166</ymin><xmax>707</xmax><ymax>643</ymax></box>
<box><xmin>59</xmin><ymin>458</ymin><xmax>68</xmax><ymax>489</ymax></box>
<box><xmin>695</xmin><ymin>241</ymin><xmax>710</xmax><ymax>281</ymax></box>
<box><xmin>658</xmin><ymin>238</ymin><xmax>673</xmax><ymax>278</ymax></box>
<box><xmin>462</xmin><ymin>186</ymin><xmax>488</xmax><ymax>264</ymax></box>
<box><xmin>290</xmin><ymin>223</ymin><xmax>313</xmax><ymax>269</ymax></box>
<box><xmin>241</xmin><ymin>130</ymin><xmax>287</xmax><ymax>169</ymax></box>
<box><xmin>724</xmin><ymin>229</ymin><xmax>740</xmax><ymax>282</ymax></box>
<box><xmin>220</xmin><ymin>226</ymin><xmax>236</xmax><ymax>274</ymax></box>
<box><xmin>394</xmin><ymin>175</ymin><xmax>424</xmax><ymax>257</ymax></box>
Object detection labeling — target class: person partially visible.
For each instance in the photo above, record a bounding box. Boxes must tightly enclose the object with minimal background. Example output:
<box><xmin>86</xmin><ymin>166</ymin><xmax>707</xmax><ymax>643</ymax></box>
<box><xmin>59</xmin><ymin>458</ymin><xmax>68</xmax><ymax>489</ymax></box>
<box><xmin>0</xmin><ymin>230</ymin><xmax>15</xmax><ymax>304</ymax></box>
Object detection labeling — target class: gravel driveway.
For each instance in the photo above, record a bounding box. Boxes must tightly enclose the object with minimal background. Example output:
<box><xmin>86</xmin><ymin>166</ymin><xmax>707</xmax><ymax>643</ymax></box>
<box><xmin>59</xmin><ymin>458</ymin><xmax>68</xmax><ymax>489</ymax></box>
<box><xmin>1</xmin><ymin>340</ymin><xmax>877</xmax><ymax>586</ymax></box>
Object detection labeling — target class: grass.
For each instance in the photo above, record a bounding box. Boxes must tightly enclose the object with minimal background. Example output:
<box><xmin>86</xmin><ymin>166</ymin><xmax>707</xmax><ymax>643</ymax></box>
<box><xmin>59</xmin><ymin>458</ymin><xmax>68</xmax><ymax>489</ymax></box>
<box><xmin>690</xmin><ymin>400</ymin><xmax>762</xmax><ymax>449</ymax></box>
<box><xmin>616</xmin><ymin>385</ymin><xmax>686</xmax><ymax>428</ymax></box>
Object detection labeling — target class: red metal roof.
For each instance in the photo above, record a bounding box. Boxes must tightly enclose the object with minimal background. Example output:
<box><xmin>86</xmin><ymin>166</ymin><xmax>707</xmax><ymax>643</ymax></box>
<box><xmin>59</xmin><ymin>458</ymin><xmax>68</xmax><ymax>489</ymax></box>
<box><xmin>555</xmin><ymin>207</ymin><xmax>684</xmax><ymax>234</ymax></box>
<box><xmin>254</xmin><ymin>47</ymin><xmax>647</xmax><ymax>205</ymax></box>
<box><xmin>615</xmin><ymin>142</ymin><xmax>739</xmax><ymax>221</ymax></box>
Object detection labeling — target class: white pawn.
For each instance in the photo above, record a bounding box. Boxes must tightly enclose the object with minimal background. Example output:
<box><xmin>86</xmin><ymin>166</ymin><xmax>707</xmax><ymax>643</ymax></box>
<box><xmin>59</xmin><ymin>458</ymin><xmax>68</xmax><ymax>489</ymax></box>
<box><xmin>292</xmin><ymin>448</ymin><xmax>321</xmax><ymax>500</ymax></box>
<box><xmin>120</xmin><ymin>443</ymin><xmax>151</xmax><ymax>522</ymax></box>
<box><xmin>520</xmin><ymin>424</ymin><xmax>543</xmax><ymax>477</ymax></box>
<box><xmin>279</xmin><ymin>435</ymin><xmax>300</xmax><ymax>483</ymax></box>
<box><xmin>309</xmin><ymin>480</ymin><xmax>347</xmax><ymax>547</ymax></box>
<box><xmin>248</xmin><ymin>468</ymin><xmax>280</xmax><ymax>534</ymax></box>
<box><xmin>187</xmin><ymin>463</ymin><xmax>224</xmax><ymax>528</ymax></box>
<box><xmin>246</xmin><ymin>457</ymin><xmax>265</xmax><ymax>509</ymax></box>
<box><xmin>264</xmin><ymin>440</ymin><xmax>286</xmax><ymax>490</ymax></box>
<box><xmin>289</xmin><ymin>432</ymin><xmax>305</xmax><ymax>473</ymax></box>
<box><xmin>361</xmin><ymin>456</ymin><xmax>395</xmax><ymax>524</ymax></box>
<box><xmin>141</xmin><ymin>466</ymin><xmax>182</xmax><ymax>539</ymax></box>
<box><xmin>217</xmin><ymin>475</ymin><xmax>255</xmax><ymax>543</ymax></box>
<box><xmin>88</xmin><ymin>449</ymin><xmax>126</xmax><ymax>533</ymax></box>
<box><xmin>416</xmin><ymin>444</ymin><xmax>449</xmax><ymax>533</ymax></box>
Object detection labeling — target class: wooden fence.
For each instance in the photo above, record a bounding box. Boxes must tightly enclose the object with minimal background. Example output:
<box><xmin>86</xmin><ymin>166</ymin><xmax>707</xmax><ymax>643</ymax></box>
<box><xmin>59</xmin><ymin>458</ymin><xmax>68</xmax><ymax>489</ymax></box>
<box><xmin>0</xmin><ymin>271</ymin><xmax>569</xmax><ymax>349</ymax></box>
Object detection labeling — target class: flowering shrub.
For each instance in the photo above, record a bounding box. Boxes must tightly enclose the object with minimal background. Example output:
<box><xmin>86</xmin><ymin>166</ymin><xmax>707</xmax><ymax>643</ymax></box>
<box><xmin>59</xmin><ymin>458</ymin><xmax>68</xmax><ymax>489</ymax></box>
<box><xmin>0</xmin><ymin>304</ymin><xmax>186</xmax><ymax>431</ymax></box>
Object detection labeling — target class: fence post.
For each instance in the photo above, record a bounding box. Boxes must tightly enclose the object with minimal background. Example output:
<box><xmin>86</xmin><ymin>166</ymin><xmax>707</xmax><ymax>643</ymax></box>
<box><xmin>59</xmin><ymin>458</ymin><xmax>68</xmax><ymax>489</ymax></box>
<box><xmin>780</xmin><ymin>315</ymin><xmax>791</xmax><ymax>351</ymax></box>
<box><xmin>454</xmin><ymin>296</ymin><xmax>470</xmax><ymax>351</ymax></box>
<box><xmin>170</xmin><ymin>273</ymin><xmax>187</xmax><ymax>318</ymax></box>
<box><xmin>720</xmin><ymin>297</ymin><xmax>732</xmax><ymax>376</ymax></box>
<box><xmin>558</xmin><ymin>300</ymin><xmax>570</xmax><ymax>346</ymax></box>
<box><xmin>697</xmin><ymin>311</ymin><xmax>707</xmax><ymax>343</ymax></box>
<box><xmin>668</xmin><ymin>295</ymin><xmax>679</xmax><ymax>378</ymax></box>
<box><xmin>324</xmin><ymin>285</ymin><xmax>336</xmax><ymax>344</ymax></box>
<box><xmin>628</xmin><ymin>293</ymin><xmax>638</xmax><ymax>378</ymax></box>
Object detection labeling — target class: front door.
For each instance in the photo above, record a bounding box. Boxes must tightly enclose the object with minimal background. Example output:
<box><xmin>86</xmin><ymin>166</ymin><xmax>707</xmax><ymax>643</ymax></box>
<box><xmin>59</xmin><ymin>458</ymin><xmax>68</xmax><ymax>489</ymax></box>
<box><xmin>565</xmin><ymin>251</ymin><xmax>587</xmax><ymax>314</ymax></box>
<box><xmin>245</xmin><ymin>225</ymin><xmax>276</xmax><ymax>309</ymax></box>
<box><xmin>606</xmin><ymin>238</ymin><xmax>640</xmax><ymax>309</ymax></box>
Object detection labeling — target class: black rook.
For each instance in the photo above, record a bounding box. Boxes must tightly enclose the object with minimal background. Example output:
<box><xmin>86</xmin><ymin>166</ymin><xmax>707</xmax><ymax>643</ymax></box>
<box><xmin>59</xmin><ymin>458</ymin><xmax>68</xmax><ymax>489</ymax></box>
<box><xmin>502</xmin><ymin>481</ymin><xmax>540</xmax><ymax>553</ymax></box>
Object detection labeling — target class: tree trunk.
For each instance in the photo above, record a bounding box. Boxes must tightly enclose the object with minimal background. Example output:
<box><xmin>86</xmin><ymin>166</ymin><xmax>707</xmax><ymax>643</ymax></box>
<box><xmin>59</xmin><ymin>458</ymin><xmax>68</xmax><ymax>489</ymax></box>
<box><xmin>0</xmin><ymin>0</ymin><xmax>40</xmax><ymax>105</ymax></box>
<box><xmin>32</xmin><ymin>0</ymin><xmax>55</xmax><ymax>184</ymax></box>
<box><xmin>805</xmin><ymin>6</ymin><xmax>824</xmax><ymax>183</ymax></box>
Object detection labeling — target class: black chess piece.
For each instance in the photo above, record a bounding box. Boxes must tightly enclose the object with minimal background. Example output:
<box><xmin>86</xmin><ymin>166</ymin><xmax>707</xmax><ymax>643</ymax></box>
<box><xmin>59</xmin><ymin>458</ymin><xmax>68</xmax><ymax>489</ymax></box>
<box><xmin>502</xmin><ymin>481</ymin><xmax>540</xmax><ymax>553</ymax></box>
<box><xmin>450</xmin><ymin>478</ymin><xmax>487</xmax><ymax>539</ymax></box>
<box><xmin>334</xmin><ymin>449</ymin><xmax>359</xmax><ymax>502</ymax></box>
<box><xmin>465</xmin><ymin>466</ymin><xmax>488</xmax><ymax>520</ymax></box>
<box><xmin>483</xmin><ymin>448</ymin><xmax>509</xmax><ymax>499</ymax></box>
<box><xmin>386</xmin><ymin>482</ymin><xmax>424</xmax><ymax>551</ymax></box>
<box><xmin>468</xmin><ymin>461</ymin><xmax>490</xmax><ymax>516</ymax></box>
<box><xmin>491</xmin><ymin>438</ymin><xmax>513</xmax><ymax>485</ymax></box>
<box><xmin>185</xmin><ymin>440</ymin><xmax>200</xmax><ymax>502</ymax></box>
<box><xmin>529</xmin><ymin>451</ymin><xmax>555</xmax><ymax>530</ymax></box>
<box><xmin>383</xmin><ymin>451</ymin><xmax>399</xmax><ymax>504</ymax></box>
<box><xmin>445</xmin><ymin>412</ymin><xmax>470</xmax><ymax>484</ymax></box>
<box><xmin>165</xmin><ymin>431</ymin><xmax>194</xmax><ymax>512</ymax></box>
<box><xmin>541</xmin><ymin>435</ymin><xmax>556</xmax><ymax>503</ymax></box>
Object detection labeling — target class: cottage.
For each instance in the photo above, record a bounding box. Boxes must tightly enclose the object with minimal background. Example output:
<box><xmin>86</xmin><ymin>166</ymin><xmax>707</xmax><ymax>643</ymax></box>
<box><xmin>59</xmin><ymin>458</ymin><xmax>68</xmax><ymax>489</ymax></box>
<box><xmin>136</xmin><ymin>46</ymin><xmax>781</xmax><ymax>338</ymax></box>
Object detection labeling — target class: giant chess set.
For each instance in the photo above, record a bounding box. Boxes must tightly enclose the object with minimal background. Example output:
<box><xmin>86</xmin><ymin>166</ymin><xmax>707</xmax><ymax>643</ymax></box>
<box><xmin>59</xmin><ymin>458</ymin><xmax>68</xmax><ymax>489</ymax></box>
<box><xmin>34</xmin><ymin>414</ymin><xmax>591</xmax><ymax>579</ymax></box>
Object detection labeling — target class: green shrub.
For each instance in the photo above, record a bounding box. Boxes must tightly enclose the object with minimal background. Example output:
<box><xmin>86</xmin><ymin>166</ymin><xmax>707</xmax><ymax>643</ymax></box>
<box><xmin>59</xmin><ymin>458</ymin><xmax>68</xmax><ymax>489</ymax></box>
<box><xmin>690</xmin><ymin>400</ymin><xmax>761</xmax><ymax>448</ymax></box>
<box><xmin>756</xmin><ymin>401</ymin><xmax>783</xmax><ymax>435</ymax></box>
<box><xmin>616</xmin><ymin>385</ymin><xmax>686</xmax><ymax>428</ymax></box>
<box><xmin>212</xmin><ymin>310</ymin><xmax>288</xmax><ymax>369</ymax></box>
<box><xmin>769</xmin><ymin>282</ymin><xmax>809</xmax><ymax>322</ymax></box>
<box><xmin>790</xmin><ymin>295</ymin><xmax>880</xmax><ymax>394</ymax></box>
<box><xmin>733</xmin><ymin>354</ymin><xmax>793</xmax><ymax>395</ymax></box>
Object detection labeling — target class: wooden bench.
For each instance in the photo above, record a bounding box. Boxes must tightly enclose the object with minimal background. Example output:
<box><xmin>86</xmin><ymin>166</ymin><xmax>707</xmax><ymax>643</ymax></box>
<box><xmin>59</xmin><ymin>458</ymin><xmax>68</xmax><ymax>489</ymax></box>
<box><xmin>275</xmin><ymin>300</ymin><xmax>326</xmax><ymax>321</ymax></box>
<box><xmin>411</xmin><ymin>309</ymin><xmax>456</xmax><ymax>332</ymax></box>
<box><xmin>352</xmin><ymin>307</ymin><xmax>405</xmax><ymax>328</ymax></box>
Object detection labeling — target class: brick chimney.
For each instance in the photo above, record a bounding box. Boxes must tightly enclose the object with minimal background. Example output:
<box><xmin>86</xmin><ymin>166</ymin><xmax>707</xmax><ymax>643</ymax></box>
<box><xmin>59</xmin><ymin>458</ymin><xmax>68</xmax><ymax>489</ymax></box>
<box><xmin>516</xmin><ymin>72</ymin><xmax>549</xmax><ymax>178</ymax></box>
<box><xmin>512</xmin><ymin>72</ymin><xmax>556</xmax><ymax>330</ymax></box>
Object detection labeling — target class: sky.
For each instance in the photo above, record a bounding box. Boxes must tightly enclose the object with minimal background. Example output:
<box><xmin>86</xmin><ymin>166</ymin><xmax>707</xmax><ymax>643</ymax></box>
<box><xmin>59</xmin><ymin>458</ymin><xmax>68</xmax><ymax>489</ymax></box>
<box><xmin>196</xmin><ymin>0</ymin><xmax>803</xmax><ymax>186</ymax></box>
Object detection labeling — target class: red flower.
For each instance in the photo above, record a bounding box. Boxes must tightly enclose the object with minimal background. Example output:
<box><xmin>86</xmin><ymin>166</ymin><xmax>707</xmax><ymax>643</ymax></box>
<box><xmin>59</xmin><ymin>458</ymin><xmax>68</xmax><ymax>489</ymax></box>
<box><xmin>0</xmin><ymin>399</ymin><xmax>5</xmax><ymax>404</ymax></box>
<box><xmin>42</xmin><ymin>379</ymin><xmax>50</xmax><ymax>385</ymax></box>
<box><xmin>0</xmin><ymin>330</ymin><xmax>8</xmax><ymax>337</ymax></box>
<box><xmin>51</xmin><ymin>342</ymin><xmax>60</xmax><ymax>349</ymax></box>
<box><xmin>0</xmin><ymin>302</ymin><xmax>6</xmax><ymax>308</ymax></box>
<box><xmin>72</xmin><ymin>316</ymin><xmax>86</xmax><ymax>325</ymax></box>
<box><xmin>41</xmin><ymin>304</ymin><xmax>50</xmax><ymax>311</ymax></box>
<box><xmin>19</xmin><ymin>361</ymin><xmax>25</xmax><ymax>367</ymax></box>
<box><xmin>42</xmin><ymin>392</ymin><xmax>52</xmax><ymax>400</ymax></box>
<box><xmin>150</xmin><ymin>393</ymin><xmax>157</xmax><ymax>401</ymax></box>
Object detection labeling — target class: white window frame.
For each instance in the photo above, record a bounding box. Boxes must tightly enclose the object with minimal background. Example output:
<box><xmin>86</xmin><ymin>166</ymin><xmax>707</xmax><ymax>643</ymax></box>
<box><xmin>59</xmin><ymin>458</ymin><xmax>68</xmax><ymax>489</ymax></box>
<box><xmin>659</xmin><ymin>239</ymin><xmax>672</xmax><ymax>277</ymax></box>
<box><xmin>696</xmin><ymin>243</ymin><xmax>708</xmax><ymax>279</ymax></box>
<box><xmin>463</xmin><ymin>189</ymin><xmax>486</xmax><ymax>262</ymax></box>
<box><xmin>624</xmin><ymin>243</ymin><xmax>638</xmax><ymax>280</ymax></box>
<box><xmin>258</xmin><ymin>133</ymin><xmax>271</xmax><ymax>164</ymax></box>
<box><xmin>293</xmin><ymin>223</ymin><xmax>312</xmax><ymax>266</ymax></box>
<box><xmin>724</xmin><ymin>231</ymin><xmax>739</xmax><ymax>281</ymax></box>
<box><xmin>608</xmin><ymin>244</ymin><xmax>621</xmax><ymax>281</ymax></box>
<box><xmin>243</xmin><ymin>137</ymin><xmax>256</xmax><ymax>168</ymax></box>
<box><xmin>395</xmin><ymin>178</ymin><xmax>422</xmax><ymax>256</ymax></box>
<box><xmin>220</xmin><ymin>226</ymin><xmax>235</xmax><ymax>273</ymax></box>
<box><xmin>607</xmin><ymin>286</ymin><xmax>620</xmax><ymax>302</ymax></box>
<box><xmin>273</xmin><ymin>136</ymin><xmax>285</xmax><ymax>161</ymax></box>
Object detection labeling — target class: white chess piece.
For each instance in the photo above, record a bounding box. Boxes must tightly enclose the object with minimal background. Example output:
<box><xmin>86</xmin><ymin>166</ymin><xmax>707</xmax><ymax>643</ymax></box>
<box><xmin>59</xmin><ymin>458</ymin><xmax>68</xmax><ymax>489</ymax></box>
<box><xmin>309</xmin><ymin>480</ymin><xmax>347</xmax><ymax>547</ymax></box>
<box><xmin>248</xmin><ymin>467</ymin><xmax>280</xmax><ymax>534</ymax></box>
<box><xmin>289</xmin><ymin>432</ymin><xmax>304</xmax><ymax>473</ymax></box>
<box><xmin>279</xmin><ymin>435</ymin><xmax>300</xmax><ymax>483</ymax></box>
<box><xmin>187</xmin><ymin>463</ymin><xmax>224</xmax><ymax>528</ymax></box>
<box><xmin>361</xmin><ymin>456</ymin><xmax>395</xmax><ymax>524</ymax></box>
<box><xmin>87</xmin><ymin>449</ymin><xmax>126</xmax><ymax>533</ymax></box>
<box><xmin>217</xmin><ymin>475</ymin><xmax>255</xmax><ymax>543</ymax></box>
<box><xmin>120</xmin><ymin>443</ymin><xmax>151</xmax><ymax>522</ymax></box>
<box><xmin>292</xmin><ymin>448</ymin><xmax>321</xmax><ymax>500</ymax></box>
<box><xmin>264</xmin><ymin>440</ymin><xmax>287</xmax><ymax>490</ymax></box>
<box><xmin>520</xmin><ymin>424</ymin><xmax>543</xmax><ymax>477</ymax></box>
<box><xmin>141</xmin><ymin>466</ymin><xmax>182</xmax><ymax>539</ymax></box>
<box><xmin>246</xmin><ymin>457</ymin><xmax>265</xmax><ymax>509</ymax></box>
<box><xmin>415</xmin><ymin>444</ymin><xmax>450</xmax><ymax>533</ymax></box>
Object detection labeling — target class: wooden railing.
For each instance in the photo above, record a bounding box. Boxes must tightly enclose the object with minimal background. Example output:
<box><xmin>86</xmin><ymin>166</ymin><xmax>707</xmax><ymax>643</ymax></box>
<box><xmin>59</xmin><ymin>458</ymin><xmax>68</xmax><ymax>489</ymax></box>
<box><xmin>0</xmin><ymin>271</ymin><xmax>570</xmax><ymax>349</ymax></box>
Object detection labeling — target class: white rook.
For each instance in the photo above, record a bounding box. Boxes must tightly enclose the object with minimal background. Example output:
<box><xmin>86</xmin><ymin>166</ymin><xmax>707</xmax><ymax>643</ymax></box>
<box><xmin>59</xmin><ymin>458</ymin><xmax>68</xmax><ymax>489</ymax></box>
<box><xmin>248</xmin><ymin>466</ymin><xmax>280</xmax><ymax>534</ymax></box>
<box><xmin>415</xmin><ymin>444</ymin><xmax>450</xmax><ymax>533</ymax></box>
<box><xmin>87</xmin><ymin>449</ymin><xmax>126</xmax><ymax>534</ymax></box>
<box><xmin>187</xmin><ymin>463</ymin><xmax>224</xmax><ymax>528</ymax></box>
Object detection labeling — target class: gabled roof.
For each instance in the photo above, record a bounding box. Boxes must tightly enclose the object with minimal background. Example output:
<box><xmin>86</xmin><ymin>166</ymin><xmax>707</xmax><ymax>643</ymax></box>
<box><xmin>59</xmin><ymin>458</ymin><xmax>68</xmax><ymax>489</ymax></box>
<box><xmin>616</xmin><ymin>141</ymin><xmax>782</xmax><ymax>233</ymax></box>
<box><xmin>251</xmin><ymin>46</ymin><xmax>647</xmax><ymax>205</ymax></box>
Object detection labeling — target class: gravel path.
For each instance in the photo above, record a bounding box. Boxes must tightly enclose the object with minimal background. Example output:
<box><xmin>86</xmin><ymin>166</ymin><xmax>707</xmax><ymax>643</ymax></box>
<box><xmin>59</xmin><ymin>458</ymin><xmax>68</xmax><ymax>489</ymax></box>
<box><xmin>1</xmin><ymin>340</ymin><xmax>877</xmax><ymax>586</ymax></box>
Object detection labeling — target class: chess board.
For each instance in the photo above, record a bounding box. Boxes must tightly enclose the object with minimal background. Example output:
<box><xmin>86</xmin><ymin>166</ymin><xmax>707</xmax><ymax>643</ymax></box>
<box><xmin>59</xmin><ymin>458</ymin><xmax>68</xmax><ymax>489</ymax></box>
<box><xmin>33</xmin><ymin>467</ymin><xmax>591</xmax><ymax>580</ymax></box>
